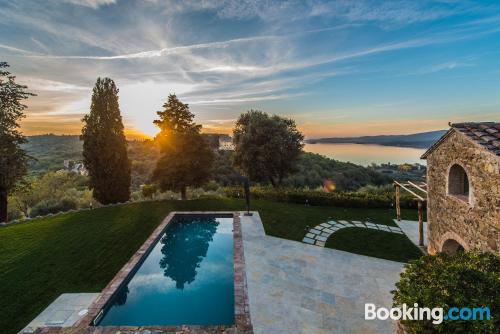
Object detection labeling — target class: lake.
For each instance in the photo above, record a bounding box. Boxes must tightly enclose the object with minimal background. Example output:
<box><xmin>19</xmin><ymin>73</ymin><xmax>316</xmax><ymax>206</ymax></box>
<box><xmin>304</xmin><ymin>143</ymin><xmax>427</xmax><ymax>166</ymax></box>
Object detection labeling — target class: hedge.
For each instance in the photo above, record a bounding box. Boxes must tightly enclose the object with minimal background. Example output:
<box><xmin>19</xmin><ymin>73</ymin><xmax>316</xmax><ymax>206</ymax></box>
<box><xmin>393</xmin><ymin>251</ymin><xmax>499</xmax><ymax>333</ymax></box>
<box><xmin>223</xmin><ymin>186</ymin><xmax>420</xmax><ymax>209</ymax></box>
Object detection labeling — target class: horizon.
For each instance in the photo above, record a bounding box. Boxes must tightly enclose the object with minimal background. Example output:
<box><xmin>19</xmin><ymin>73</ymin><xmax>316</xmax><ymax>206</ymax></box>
<box><xmin>1</xmin><ymin>0</ymin><xmax>500</xmax><ymax>139</ymax></box>
<box><xmin>23</xmin><ymin>127</ymin><xmax>448</xmax><ymax>141</ymax></box>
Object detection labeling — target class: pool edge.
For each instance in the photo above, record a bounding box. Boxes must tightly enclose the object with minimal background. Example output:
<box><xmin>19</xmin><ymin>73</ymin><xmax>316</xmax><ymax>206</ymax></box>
<box><xmin>73</xmin><ymin>211</ymin><xmax>253</xmax><ymax>334</ymax></box>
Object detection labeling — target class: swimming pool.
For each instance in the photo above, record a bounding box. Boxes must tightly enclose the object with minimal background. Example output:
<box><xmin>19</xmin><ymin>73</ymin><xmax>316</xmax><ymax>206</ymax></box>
<box><xmin>96</xmin><ymin>214</ymin><xmax>235</xmax><ymax>326</ymax></box>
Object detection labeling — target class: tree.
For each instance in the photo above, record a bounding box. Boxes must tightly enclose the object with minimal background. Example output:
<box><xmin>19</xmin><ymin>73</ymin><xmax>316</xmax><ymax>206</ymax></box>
<box><xmin>0</xmin><ymin>62</ymin><xmax>34</xmax><ymax>222</ymax></box>
<box><xmin>141</xmin><ymin>184</ymin><xmax>157</xmax><ymax>199</ymax></box>
<box><xmin>233</xmin><ymin>110</ymin><xmax>304</xmax><ymax>187</ymax></box>
<box><xmin>153</xmin><ymin>94</ymin><xmax>213</xmax><ymax>200</ymax></box>
<box><xmin>81</xmin><ymin>77</ymin><xmax>131</xmax><ymax>204</ymax></box>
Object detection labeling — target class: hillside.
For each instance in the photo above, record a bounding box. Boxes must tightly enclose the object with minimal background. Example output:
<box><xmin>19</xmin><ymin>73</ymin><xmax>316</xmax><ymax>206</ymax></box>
<box><xmin>306</xmin><ymin>130</ymin><xmax>446</xmax><ymax>148</ymax></box>
<box><xmin>22</xmin><ymin>135</ymin><xmax>156</xmax><ymax>187</ymax></box>
<box><xmin>22</xmin><ymin>135</ymin><xmax>391</xmax><ymax>191</ymax></box>
<box><xmin>22</xmin><ymin>135</ymin><xmax>83</xmax><ymax>174</ymax></box>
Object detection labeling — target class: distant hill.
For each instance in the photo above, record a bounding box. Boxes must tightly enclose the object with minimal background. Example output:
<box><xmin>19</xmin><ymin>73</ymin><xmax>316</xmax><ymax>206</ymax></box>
<box><xmin>306</xmin><ymin>130</ymin><xmax>447</xmax><ymax>148</ymax></box>
<box><xmin>23</xmin><ymin>135</ymin><xmax>83</xmax><ymax>174</ymax></box>
<box><xmin>23</xmin><ymin>134</ymin><xmax>392</xmax><ymax>191</ymax></box>
<box><xmin>23</xmin><ymin>135</ymin><xmax>159</xmax><ymax>190</ymax></box>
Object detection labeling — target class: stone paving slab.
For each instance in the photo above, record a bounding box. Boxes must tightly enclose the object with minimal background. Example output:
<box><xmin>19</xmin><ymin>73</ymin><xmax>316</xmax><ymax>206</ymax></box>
<box><xmin>316</xmin><ymin>235</ymin><xmax>327</xmax><ymax>242</ymax></box>
<box><xmin>303</xmin><ymin>237</ymin><xmax>315</xmax><ymax>244</ymax></box>
<box><xmin>20</xmin><ymin>293</ymin><xmax>99</xmax><ymax>333</ymax></box>
<box><xmin>302</xmin><ymin>220</ymin><xmax>404</xmax><ymax>248</ymax></box>
<box><xmin>242</xmin><ymin>213</ymin><xmax>403</xmax><ymax>334</ymax></box>
<box><xmin>395</xmin><ymin>220</ymin><xmax>427</xmax><ymax>247</ymax></box>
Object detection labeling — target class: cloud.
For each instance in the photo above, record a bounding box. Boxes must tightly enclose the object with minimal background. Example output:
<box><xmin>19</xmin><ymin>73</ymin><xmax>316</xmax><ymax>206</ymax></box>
<box><xmin>417</xmin><ymin>61</ymin><xmax>475</xmax><ymax>75</ymax></box>
<box><xmin>0</xmin><ymin>43</ymin><xmax>39</xmax><ymax>55</ymax></box>
<box><xmin>19</xmin><ymin>113</ymin><xmax>84</xmax><ymax>135</ymax></box>
<box><xmin>21</xmin><ymin>77</ymin><xmax>89</xmax><ymax>92</ymax></box>
<box><xmin>0</xmin><ymin>3</ymin><xmax>138</xmax><ymax>54</ymax></box>
<box><xmin>164</xmin><ymin>0</ymin><xmax>469</xmax><ymax>24</ymax></box>
<box><xmin>188</xmin><ymin>92</ymin><xmax>306</xmax><ymax>105</ymax></box>
<box><xmin>24</xmin><ymin>34</ymin><xmax>280</xmax><ymax>60</ymax></box>
<box><xmin>309</xmin><ymin>0</ymin><xmax>465</xmax><ymax>24</ymax></box>
<box><xmin>204</xmin><ymin>118</ymin><xmax>236</xmax><ymax>124</ymax></box>
<box><xmin>61</xmin><ymin>0</ymin><xmax>116</xmax><ymax>9</ymax></box>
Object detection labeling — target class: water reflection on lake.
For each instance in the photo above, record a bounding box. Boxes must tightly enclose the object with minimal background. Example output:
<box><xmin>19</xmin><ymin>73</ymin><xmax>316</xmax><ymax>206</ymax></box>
<box><xmin>304</xmin><ymin>143</ymin><xmax>427</xmax><ymax>166</ymax></box>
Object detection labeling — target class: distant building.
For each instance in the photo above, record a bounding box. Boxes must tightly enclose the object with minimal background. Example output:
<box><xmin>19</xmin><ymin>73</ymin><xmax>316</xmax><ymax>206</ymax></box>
<box><xmin>219</xmin><ymin>137</ymin><xmax>235</xmax><ymax>151</ymax></box>
<box><xmin>201</xmin><ymin>133</ymin><xmax>234</xmax><ymax>151</ymax></box>
<box><xmin>421</xmin><ymin>122</ymin><xmax>500</xmax><ymax>255</ymax></box>
<box><xmin>63</xmin><ymin>159</ymin><xmax>88</xmax><ymax>176</ymax></box>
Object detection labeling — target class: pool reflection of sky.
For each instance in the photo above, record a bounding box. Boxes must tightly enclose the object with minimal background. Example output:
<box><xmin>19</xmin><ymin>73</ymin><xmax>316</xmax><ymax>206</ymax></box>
<box><xmin>98</xmin><ymin>216</ymin><xmax>234</xmax><ymax>326</ymax></box>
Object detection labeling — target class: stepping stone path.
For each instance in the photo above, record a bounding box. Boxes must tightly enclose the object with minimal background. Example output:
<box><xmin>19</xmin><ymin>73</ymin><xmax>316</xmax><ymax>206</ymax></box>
<box><xmin>302</xmin><ymin>220</ymin><xmax>404</xmax><ymax>247</ymax></box>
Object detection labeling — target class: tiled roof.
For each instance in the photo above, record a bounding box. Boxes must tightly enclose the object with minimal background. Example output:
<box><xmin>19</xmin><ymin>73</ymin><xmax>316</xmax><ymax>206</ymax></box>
<box><xmin>452</xmin><ymin>122</ymin><xmax>500</xmax><ymax>156</ymax></box>
<box><xmin>421</xmin><ymin>122</ymin><xmax>500</xmax><ymax>159</ymax></box>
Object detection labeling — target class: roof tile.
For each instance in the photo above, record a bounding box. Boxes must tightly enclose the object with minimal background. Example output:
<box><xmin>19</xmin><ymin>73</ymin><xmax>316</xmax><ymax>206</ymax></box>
<box><xmin>485</xmin><ymin>128</ymin><xmax>498</xmax><ymax>134</ymax></box>
<box><xmin>421</xmin><ymin>122</ymin><xmax>500</xmax><ymax>159</ymax></box>
<box><xmin>450</xmin><ymin>122</ymin><xmax>500</xmax><ymax>156</ymax></box>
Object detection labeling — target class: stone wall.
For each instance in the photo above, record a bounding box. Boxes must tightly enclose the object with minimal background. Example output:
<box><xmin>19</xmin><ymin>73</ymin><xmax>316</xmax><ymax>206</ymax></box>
<box><xmin>426</xmin><ymin>130</ymin><xmax>500</xmax><ymax>254</ymax></box>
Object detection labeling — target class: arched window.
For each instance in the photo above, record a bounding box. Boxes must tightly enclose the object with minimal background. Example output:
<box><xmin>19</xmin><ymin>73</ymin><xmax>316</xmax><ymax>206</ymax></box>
<box><xmin>441</xmin><ymin>239</ymin><xmax>465</xmax><ymax>255</ymax></box>
<box><xmin>448</xmin><ymin>164</ymin><xmax>470</xmax><ymax>202</ymax></box>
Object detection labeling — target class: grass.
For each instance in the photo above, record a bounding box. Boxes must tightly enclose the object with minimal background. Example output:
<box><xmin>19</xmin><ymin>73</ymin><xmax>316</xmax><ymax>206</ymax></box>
<box><xmin>0</xmin><ymin>198</ymin><xmax>421</xmax><ymax>334</ymax></box>
<box><xmin>325</xmin><ymin>227</ymin><xmax>423</xmax><ymax>262</ymax></box>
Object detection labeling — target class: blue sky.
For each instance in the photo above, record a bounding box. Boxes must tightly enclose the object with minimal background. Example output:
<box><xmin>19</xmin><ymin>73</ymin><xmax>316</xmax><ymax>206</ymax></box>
<box><xmin>1</xmin><ymin>0</ymin><xmax>499</xmax><ymax>138</ymax></box>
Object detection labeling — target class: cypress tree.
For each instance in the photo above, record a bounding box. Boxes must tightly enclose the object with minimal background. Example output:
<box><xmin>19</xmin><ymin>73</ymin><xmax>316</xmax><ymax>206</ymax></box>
<box><xmin>0</xmin><ymin>62</ymin><xmax>34</xmax><ymax>222</ymax></box>
<box><xmin>81</xmin><ymin>77</ymin><xmax>131</xmax><ymax>204</ymax></box>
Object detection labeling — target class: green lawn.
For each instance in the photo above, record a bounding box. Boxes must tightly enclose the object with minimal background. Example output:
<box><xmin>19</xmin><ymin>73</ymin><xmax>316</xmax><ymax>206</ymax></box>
<box><xmin>0</xmin><ymin>198</ymin><xmax>420</xmax><ymax>334</ymax></box>
<box><xmin>325</xmin><ymin>227</ymin><xmax>423</xmax><ymax>262</ymax></box>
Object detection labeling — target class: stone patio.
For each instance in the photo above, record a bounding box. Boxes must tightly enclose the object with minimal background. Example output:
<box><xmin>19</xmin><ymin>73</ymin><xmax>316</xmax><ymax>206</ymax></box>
<box><xmin>241</xmin><ymin>212</ymin><xmax>404</xmax><ymax>334</ymax></box>
<box><xmin>394</xmin><ymin>219</ymin><xmax>428</xmax><ymax>248</ymax></box>
<box><xmin>303</xmin><ymin>220</ymin><xmax>404</xmax><ymax>247</ymax></box>
<box><xmin>20</xmin><ymin>293</ymin><xmax>99</xmax><ymax>333</ymax></box>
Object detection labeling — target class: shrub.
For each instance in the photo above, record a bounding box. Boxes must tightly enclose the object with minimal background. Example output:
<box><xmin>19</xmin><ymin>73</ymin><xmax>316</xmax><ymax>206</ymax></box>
<box><xmin>202</xmin><ymin>181</ymin><xmax>220</xmax><ymax>192</ymax></box>
<box><xmin>6</xmin><ymin>203</ymin><xmax>23</xmax><ymax>221</ymax></box>
<box><xmin>9</xmin><ymin>171</ymin><xmax>92</xmax><ymax>216</ymax></box>
<box><xmin>30</xmin><ymin>198</ymin><xmax>78</xmax><ymax>217</ymax></box>
<box><xmin>357</xmin><ymin>184</ymin><xmax>395</xmax><ymax>194</ymax></box>
<box><xmin>393</xmin><ymin>251</ymin><xmax>499</xmax><ymax>333</ymax></box>
<box><xmin>141</xmin><ymin>184</ymin><xmax>158</xmax><ymax>199</ymax></box>
<box><xmin>223</xmin><ymin>186</ymin><xmax>418</xmax><ymax>209</ymax></box>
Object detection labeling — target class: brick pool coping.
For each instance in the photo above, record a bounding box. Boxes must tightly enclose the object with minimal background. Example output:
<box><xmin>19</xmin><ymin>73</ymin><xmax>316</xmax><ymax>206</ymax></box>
<box><xmin>35</xmin><ymin>211</ymin><xmax>252</xmax><ymax>334</ymax></box>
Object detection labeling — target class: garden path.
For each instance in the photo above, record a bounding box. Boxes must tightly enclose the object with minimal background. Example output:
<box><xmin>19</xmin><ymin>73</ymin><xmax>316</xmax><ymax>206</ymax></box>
<box><xmin>303</xmin><ymin>220</ymin><xmax>404</xmax><ymax>247</ymax></box>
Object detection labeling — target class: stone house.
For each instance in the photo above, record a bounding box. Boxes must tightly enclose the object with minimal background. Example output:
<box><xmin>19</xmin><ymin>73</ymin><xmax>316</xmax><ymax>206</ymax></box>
<box><xmin>421</xmin><ymin>122</ymin><xmax>500</xmax><ymax>255</ymax></box>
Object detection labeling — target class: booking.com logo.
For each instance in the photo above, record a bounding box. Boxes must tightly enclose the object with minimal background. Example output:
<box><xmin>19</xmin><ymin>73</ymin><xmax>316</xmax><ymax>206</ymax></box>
<box><xmin>365</xmin><ymin>303</ymin><xmax>491</xmax><ymax>324</ymax></box>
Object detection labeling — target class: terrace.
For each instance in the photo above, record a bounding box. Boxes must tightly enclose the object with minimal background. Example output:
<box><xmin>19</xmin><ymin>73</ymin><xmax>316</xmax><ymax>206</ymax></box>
<box><xmin>1</xmin><ymin>199</ymin><xmax>423</xmax><ymax>334</ymax></box>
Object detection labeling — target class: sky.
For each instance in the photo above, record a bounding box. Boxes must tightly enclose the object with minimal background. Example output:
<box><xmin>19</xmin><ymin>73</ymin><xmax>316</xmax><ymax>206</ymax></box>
<box><xmin>1</xmin><ymin>0</ymin><xmax>500</xmax><ymax>139</ymax></box>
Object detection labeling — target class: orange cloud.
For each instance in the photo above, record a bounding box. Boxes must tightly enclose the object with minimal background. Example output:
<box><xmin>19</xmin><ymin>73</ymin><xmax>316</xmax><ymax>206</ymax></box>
<box><xmin>20</xmin><ymin>114</ymin><xmax>83</xmax><ymax>136</ymax></box>
<box><xmin>21</xmin><ymin>114</ymin><xmax>153</xmax><ymax>141</ymax></box>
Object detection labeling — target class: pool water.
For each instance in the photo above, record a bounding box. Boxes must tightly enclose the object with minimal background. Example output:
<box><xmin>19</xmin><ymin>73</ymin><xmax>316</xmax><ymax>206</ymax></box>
<box><xmin>97</xmin><ymin>215</ymin><xmax>234</xmax><ymax>326</ymax></box>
